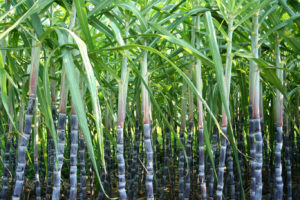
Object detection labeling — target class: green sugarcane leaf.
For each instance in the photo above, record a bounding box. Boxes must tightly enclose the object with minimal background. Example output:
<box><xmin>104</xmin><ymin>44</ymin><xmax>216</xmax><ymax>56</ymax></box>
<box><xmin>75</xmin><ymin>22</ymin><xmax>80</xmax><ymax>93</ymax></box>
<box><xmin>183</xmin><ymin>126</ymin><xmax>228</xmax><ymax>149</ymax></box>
<box><xmin>233</xmin><ymin>0</ymin><xmax>272</xmax><ymax>30</ymax></box>
<box><xmin>149</xmin><ymin>22</ymin><xmax>213</xmax><ymax>67</ymax></box>
<box><xmin>0</xmin><ymin>0</ymin><xmax>26</xmax><ymax>22</ymax></box>
<box><xmin>0</xmin><ymin>0</ymin><xmax>53</xmax><ymax>40</ymax></box>
<box><xmin>253</xmin><ymin>58</ymin><xmax>287</xmax><ymax>97</ymax></box>
<box><xmin>204</xmin><ymin>11</ymin><xmax>230</xmax><ymax>123</ymax></box>
<box><xmin>259</xmin><ymin>4</ymin><xmax>278</xmax><ymax>24</ymax></box>
<box><xmin>141</xmin><ymin>0</ymin><xmax>163</xmax><ymax>14</ymax></box>
<box><xmin>233</xmin><ymin>0</ymin><xmax>255</xmax><ymax>18</ymax></box>
<box><xmin>115</xmin><ymin>2</ymin><xmax>147</xmax><ymax>32</ymax></box>
<box><xmin>213</xmin><ymin>18</ymin><xmax>229</xmax><ymax>41</ymax></box>
<box><xmin>0</xmin><ymin>51</ymin><xmax>18</xmax><ymax>131</ymax></box>
<box><xmin>87</xmin><ymin>0</ymin><xmax>112</xmax><ymax>18</ymax></box>
<box><xmin>25</xmin><ymin>0</ymin><xmax>44</xmax><ymax>37</ymax></box>
<box><xmin>74</xmin><ymin>0</ymin><xmax>94</xmax><ymax>49</ymax></box>
<box><xmin>108</xmin><ymin>19</ymin><xmax>125</xmax><ymax>46</ymax></box>
<box><xmin>259</xmin><ymin>13</ymin><xmax>300</xmax><ymax>46</ymax></box>
<box><xmin>89</xmin><ymin>18</ymin><xmax>114</xmax><ymax>39</ymax></box>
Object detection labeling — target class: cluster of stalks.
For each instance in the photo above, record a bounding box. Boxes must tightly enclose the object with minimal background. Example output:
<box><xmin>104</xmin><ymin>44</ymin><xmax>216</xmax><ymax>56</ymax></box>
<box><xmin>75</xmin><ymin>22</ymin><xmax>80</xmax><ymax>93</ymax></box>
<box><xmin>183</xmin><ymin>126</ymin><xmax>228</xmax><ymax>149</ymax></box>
<box><xmin>0</xmin><ymin>1</ymin><xmax>299</xmax><ymax>200</ymax></box>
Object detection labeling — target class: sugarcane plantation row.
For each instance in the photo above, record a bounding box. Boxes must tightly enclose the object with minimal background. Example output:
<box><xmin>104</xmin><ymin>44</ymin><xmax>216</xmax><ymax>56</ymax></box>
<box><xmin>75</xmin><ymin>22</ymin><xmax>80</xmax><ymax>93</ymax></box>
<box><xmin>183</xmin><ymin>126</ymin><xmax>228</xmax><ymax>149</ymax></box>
<box><xmin>0</xmin><ymin>0</ymin><xmax>299</xmax><ymax>200</ymax></box>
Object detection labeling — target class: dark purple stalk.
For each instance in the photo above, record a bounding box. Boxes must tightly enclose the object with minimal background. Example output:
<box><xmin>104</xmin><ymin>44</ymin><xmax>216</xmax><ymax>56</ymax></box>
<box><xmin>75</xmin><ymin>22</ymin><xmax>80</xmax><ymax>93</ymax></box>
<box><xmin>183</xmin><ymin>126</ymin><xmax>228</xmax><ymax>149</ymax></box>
<box><xmin>12</xmin><ymin>43</ymin><xmax>40</xmax><ymax>200</ymax></box>
<box><xmin>208</xmin><ymin>126</ymin><xmax>218</xmax><ymax>199</ymax></box>
<box><xmin>153</xmin><ymin>128</ymin><xmax>160</xmax><ymax>194</ymax></box>
<box><xmin>194</xmin><ymin>14</ymin><xmax>207</xmax><ymax>199</ymax></box>
<box><xmin>283</xmin><ymin>132</ymin><xmax>292</xmax><ymax>200</ymax></box>
<box><xmin>237</xmin><ymin>113</ymin><xmax>244</xmax><ymax>200</ymax></box>
<box><xmin>141</xmin><ymin>44</ymin><xmax>154</xmax><ymax>200</ymax></box>
<box><xmin>274</xmin><ymin>126</ymin><xmax>283</xmax><ymax>200</ymax></box>
<box><xmin>249</xmin><ymin>115</ymin><xmax>256</xmax><ymax>200</ymax></box>
<box><xmin>178</xmin><ymin>131</ymin><xmax>185</xmax><ymax>200</ymax></box>
<box><xmin>216</xmin><ymin>127</ymin><xmax>227</xmax><ymax>200</ymax></box>
<box><xmin>104</xmin><ymin>132</ymin><xmax>111</xmax><ymax>195</ymax></box>
<box><xmin>171</xmin><ymin>124</ymin><xmax>177</xmax><ymax>200</ymax></box>
<box><xmin>34</xmin><ymin>107</ymin><xmax>41</xmax><ymax>200</ymax></box>
<box><xmin>227</xmin><ymin>144</ymin><xmax>235</xmax><ymax>200</ymax></box>
<box><xmin>117</xmin><ymin>127</ymin><xmax>127</xmax><ymax>199</ymax></box>
<box><xmin>144</xmin><ymin>123</ymin><xmax>154</xmax><ymax>200</ymax></box>
<box><xmin>159</xmin><ymin>122</ymin><xmax>170</xmax><ymax>199</ymax></box>
<box><xmin>178</xmin><ymin>83</ymin><xmax>187</xmax><ymax>200</ymax></box>
<box><xmin>184</xmin><ymin>72</ymin><xmax>194</xmax><ymax>200</ymax></box>
<box><xmin>254</xmin><ymin>118</ymin><xmax>263</xmax><ymax>200</ymax></box>
<box><xmin>46</xmin><ymin>105</ymin><xmax>56</xmax><ymax>200</ymax></box>
<box><xmin>116</xmin><ymin>42</ymin><xmax>129</xmax><ymax>199</ymax></box>
<box><xmin>69</xmin><ymin>105</ymin><xmax>78</xmax><ymax>200</ymax></box>
<box><xmin>52</xmin><ymin>69</ymin><xmax>68</xmax><ymax>200</ymax></box>
<box><xmin>79</xmin><ymin>131</ymin><xmax>87</xmax><ymax>200</ymax></box>
<box><xmin>193</xmin><ymin>126</ymin><xmax>199</xmax><ymax>200</ymax></box>
<box><xmin>1</xmin><ymin>138</ymin><xmax>11</xmax><ymax>199</ymax></box>
<box><xmin>126</xmin><ymin>123</ymin><xmax>133</xmax><ymax>195</ymax></box>
<box><xmin>199</xmin><ymin>128</ymin><xmax>207</xmax><ymax>200</ymax></box>
<box><xmin>274</xmin><ymin>34</ymin><xmax>283</xmax><ymax>200</ymax></box>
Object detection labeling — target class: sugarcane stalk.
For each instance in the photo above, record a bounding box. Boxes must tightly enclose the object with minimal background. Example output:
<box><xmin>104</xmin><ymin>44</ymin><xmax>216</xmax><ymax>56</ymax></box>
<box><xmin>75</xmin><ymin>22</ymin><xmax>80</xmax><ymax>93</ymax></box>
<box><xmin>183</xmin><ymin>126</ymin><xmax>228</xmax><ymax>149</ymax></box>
<box><xmin>104</xmin><ymin>91</ymin><xmax>112</xmax><ymax>196</ymax></box>
<box><xmin>104</xmin><ymin>135</ymin><xmax>111</xmax><ymax>194</ymax></box>
<box><xmin>12</xmin><ymin>101</ymin><xmax>25</xmax><ymax>192</ymax></box>
<box><xmin>215</xmin><ymin>11</ymin><xmax>235</xmax><ymax>199</ymax></box>
<box><xmin>195</xmin><ymin>14</ymin><xmax>207</xmax><ymax>200</ymax></box>
<box><xmin>69</xmin><ymin>103</ymin><xmax>78</xmax><ymax>199</ymax></box>
<box><xmin>208</xmin><ymin>126</ymin><xmax>218</xmax><ymax>199</ymax></box>
<box><xmin>139</xmin><ymin>125</ymin><xmax>145</xmax><ymax>194</ymax></box>
<box><xmin>283</xmin><ymin>122</ymin><xmax>292</xmax><ymax>200</ymax></box>
<box><xmin>193</xmin><ymin>124</ymin><xmax>199</xmax><ymax>200</ymax></box>
<box><xmin>34</xmin><ymin>103</ymin><xmax>41</xmax><ymax>200</ymax></box>
<box><xmin>141</xmin><ymin>41</ymin><xmax>154</xmax><ymax>200</ymax></box>
<box><xmin>79</xmin><ymin>130</ymin><xmax>87</xmax><ymax>200</ymax></box>
<box><xmin>52</xmin><ymin>68</ymin><xmax>68</xmax><ymax>200</ymax></box>
<box><xmin>171</xmin><ymin>123</ymin><xmax>177</xmax><ymax>200</ymax></box>
<box><xmin>227</xmin><ymin>144</ymin><xmax>235</xmax><ymax>200</ymax></box>
<box><xmin>237</xmin><ymin>108</ymin><xmax>245</xmax><ymax>200</ymax></box>
<box><xmin>12</xmin><ymin>40</ymin><xmax>41</xmax><ymax>200</ymax></box>
<box><xmin>159</xmin><ymin>117</ymin><xmax>171</xmax><ymax>199</ymax></box>
<box><xmin>133</xmin><ymin>105</ymin><xmax>141</xmax><ymax>200</ymax></box>
<box><xmin>129</xmin><ymin>122</ymin><xmax>137</xmax><ymax>199</ymax></box>
<box><xmin>184</xmin><ymin>54</ymin><xmax>194</xmax><ymax>200</ymax></box>
<box><xmin>178</xmin><ymin>82</ymin><xmax>187</xmax><ymax>200</ymax></box>
<box><xmin>153</xmin><ymin>126</ymin><xmax>160</xmax><ymax>194</ymax></box>
<box><xmin>249</xmin><ymin>10</ymin><xmax>262</xmax><ymax>200</ymax></box>
<box><xmin>46</xmin><ymin>64</ymin><xmax>57</xmax><ymax>200</ymax></box>
<box><xmin>116</xmin><ymin>34</ymin><xmax>130</xmax><ymax>199</ymax></box>
<box><xmin>274</xmin><ymin>33</ymin><xmax>283</xmax><ymax>200</ymax></box>
<box><xmin>126</xmin><ymin>123</ymin><xmax>133</xmax><ymax>195</ymax></box>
